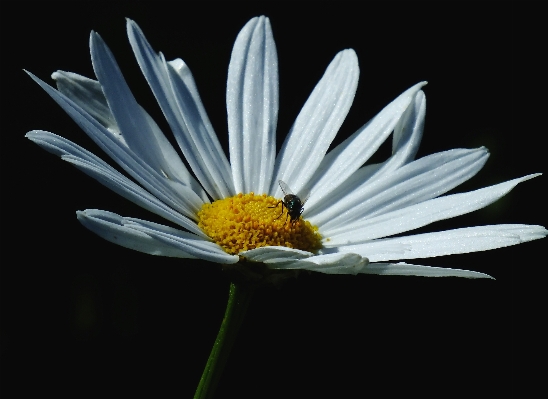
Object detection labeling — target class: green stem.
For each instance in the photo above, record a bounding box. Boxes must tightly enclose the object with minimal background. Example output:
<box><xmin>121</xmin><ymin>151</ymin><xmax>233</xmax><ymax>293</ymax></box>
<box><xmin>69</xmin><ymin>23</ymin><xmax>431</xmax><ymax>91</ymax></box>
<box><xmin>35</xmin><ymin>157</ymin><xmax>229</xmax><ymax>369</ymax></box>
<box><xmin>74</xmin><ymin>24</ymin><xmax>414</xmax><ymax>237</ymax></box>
<box><xmin>194</xmin><ymin>281</ymin><xmax>254</xmax><ymax>399</ymax></box>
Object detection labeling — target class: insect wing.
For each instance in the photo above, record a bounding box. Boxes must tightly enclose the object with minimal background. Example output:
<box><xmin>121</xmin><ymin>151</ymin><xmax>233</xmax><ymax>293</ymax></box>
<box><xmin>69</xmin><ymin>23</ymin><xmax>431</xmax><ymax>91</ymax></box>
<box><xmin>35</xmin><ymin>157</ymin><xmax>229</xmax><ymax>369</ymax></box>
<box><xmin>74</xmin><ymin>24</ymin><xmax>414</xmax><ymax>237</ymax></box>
<box><xmin>278</xmin><ymin>180</ymin><xmax>294</xmax><ymax>196</ymax></box>
<box><xmin>300</xmin><ymin>190</ymin><xmax>311</xmax><ymax>205</ymax></box>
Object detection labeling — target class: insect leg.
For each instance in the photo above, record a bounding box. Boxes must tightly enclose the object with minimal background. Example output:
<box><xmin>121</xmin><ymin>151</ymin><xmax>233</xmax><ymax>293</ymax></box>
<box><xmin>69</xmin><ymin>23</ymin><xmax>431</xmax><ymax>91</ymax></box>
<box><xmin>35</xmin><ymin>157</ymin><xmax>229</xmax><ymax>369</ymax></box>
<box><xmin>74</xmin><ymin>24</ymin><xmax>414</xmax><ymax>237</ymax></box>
<box><xmin>269</xmin><ymin>200</ymin><xmax>285</xmax><ymax>220</ymax></box>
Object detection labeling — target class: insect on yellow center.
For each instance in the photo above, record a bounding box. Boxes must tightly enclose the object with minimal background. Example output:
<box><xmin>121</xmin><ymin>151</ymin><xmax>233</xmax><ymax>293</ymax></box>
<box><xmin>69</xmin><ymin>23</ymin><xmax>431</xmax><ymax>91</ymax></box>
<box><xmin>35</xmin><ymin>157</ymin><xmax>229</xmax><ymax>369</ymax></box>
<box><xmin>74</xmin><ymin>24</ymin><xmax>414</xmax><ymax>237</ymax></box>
<box><xmin>197</xmin><ymin>193</ymin><xmax>323</xmax><ymax>255</ymax></box>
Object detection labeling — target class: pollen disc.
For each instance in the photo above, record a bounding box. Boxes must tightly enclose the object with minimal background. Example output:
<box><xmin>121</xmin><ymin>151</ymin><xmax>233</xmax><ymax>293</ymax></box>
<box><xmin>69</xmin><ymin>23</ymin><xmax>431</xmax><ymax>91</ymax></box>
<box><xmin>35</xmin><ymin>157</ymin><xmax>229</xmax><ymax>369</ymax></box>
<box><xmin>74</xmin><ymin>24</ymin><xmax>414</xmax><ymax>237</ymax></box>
<box><xmin>197</xmin><ymin>193</ymin><xmax>323</xmax><ymax>255</ymax></box>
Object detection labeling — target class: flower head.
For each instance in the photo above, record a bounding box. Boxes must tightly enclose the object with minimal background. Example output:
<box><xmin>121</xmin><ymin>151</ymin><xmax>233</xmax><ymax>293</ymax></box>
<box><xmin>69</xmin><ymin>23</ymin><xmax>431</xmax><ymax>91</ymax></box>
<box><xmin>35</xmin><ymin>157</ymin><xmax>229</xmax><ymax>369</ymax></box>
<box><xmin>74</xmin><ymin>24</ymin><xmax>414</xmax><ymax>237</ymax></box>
<box><xmin>26</xmin><ymin>16</ymin><xmax>546</xmax><ymax>279</ymax></box>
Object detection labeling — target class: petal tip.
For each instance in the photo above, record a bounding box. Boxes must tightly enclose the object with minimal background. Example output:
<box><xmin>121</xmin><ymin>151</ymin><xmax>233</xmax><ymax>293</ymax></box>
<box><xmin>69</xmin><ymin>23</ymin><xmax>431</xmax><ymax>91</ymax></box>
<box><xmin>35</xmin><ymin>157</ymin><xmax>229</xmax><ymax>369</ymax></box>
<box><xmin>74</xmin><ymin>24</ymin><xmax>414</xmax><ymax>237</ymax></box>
<box><xmin>51</xmin><ymin>70</ymin><xmax>62</xmax><ymax>80</ymax></box>
<box><xmin>89</xmin><ymin>30</ymin><xmax>102</xmax><ymax>48</ymax></box>
<box><xmin>25</xmin><ymin>131</ymin><xmax>37</xmax><ymax>141</ymax></box>
<box><xmin>126</xmin><ymin>18</ymin><xmax>141</xmax><ymax>37</ymax></box>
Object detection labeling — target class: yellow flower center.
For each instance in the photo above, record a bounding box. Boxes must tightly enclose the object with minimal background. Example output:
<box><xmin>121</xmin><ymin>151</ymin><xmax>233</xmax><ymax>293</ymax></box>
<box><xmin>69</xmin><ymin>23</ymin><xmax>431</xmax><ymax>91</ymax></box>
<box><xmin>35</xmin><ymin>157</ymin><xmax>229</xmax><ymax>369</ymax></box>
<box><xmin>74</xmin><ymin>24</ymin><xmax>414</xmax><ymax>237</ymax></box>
<box><xmin>197</xmin><ymin>193</ymin><xmax>323</xmax><ymax>255</ymax></box>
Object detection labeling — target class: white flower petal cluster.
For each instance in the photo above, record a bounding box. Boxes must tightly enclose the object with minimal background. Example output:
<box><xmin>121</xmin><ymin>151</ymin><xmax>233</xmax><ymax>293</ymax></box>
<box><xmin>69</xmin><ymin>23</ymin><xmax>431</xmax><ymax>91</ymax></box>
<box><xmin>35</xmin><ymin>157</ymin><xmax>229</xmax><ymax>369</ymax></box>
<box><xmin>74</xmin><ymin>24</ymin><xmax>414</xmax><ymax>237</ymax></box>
<box><xmin>27</xmin><ymin>16</ymin><xmax>546</xmax><ymax>278</ymax></box>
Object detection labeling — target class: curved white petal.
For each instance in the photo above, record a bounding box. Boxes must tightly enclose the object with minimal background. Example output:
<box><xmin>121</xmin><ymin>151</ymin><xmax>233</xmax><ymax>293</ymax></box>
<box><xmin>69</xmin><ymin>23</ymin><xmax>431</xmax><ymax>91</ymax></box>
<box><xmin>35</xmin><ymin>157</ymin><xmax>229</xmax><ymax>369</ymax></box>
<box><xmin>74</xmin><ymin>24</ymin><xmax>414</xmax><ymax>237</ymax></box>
<box><xmin>27</xmin><ymin>129</ymin><xmax>113</xmax><ymax>169</ymax></box>
<box><xmin>315</xmin><ymin>90</ymin><xmax>425</xmax><ymax>212</ymax></box>
<box><xmin>320</xmin><ymin>91</ymin><xmax>425</xmax><ymax>216</ymax></box>
<box><xmin>240</xmin><ymin>247</ymin><xmax>369</xmax><ymax>274</ymax></box>
<box><xmin>77</xmin><ymin>209</ymin><xmax>197</xmax><ymax>258</ymax></box>
<box><xmin>127</xmin><ymin>19</ymin><xmax>234</xmax><ymax>200</ymax></box>
<box><xmin>62</xmin><ymin>156</ymin><xmax>206</xmax><ymax>237</ymax></box>
<box><xmin>310</xmin><ymin>147</ymin><xmax>489</xmax><ymax>229</ymax></box>
<box><xmin>362</xmin><ymin>262</ymin><xmax>493</xmax><ymax>279</ymax></box>
<box><xmin>124</xmin><ymin>219</ymin><xmax>239</xmax><ymax>264</ymax></box>
<box><xmin>227</xmin><ymin>16</ymin><xmax>278</xmax><ymax>194</ymax></box>
<box><xmin>371</xmin><ymin>89</ymin><xmax>426</xmax><ymax>179</ymax></box>
<box><xmin>320</xmin><ymin>241</ymin><xmax>411</xmax><ymax>259</ymax></box>
<box><xmin>325</xmin><ymin>174</ymin><xmax>541</xmax><ymax>243</ymax></box>
<box><xmin>26</xmin><ymin>130</ymin><xmax>206</xmax><ymax>237</ymax></box>
<box><xmin>271</xmin><ymin>49</ymin><xmax>359</xmax><ymax>198</ymax></box>
<box><xmin>267</xmin><ymin>253</ymin><xmax>369</xmax><ymax>275</ymax></box>
<box><xmin>26</xmin><ymin>71</ymin><xmax>204</xmax><ymax>218</ymax></box>
<box><xmin>88</xmin><ymin>34</ymin><xmax>208</xmax><ymax>201</ymax></box>
<box><xmin>51</xmin><ymin>71</ymin><xmax>122</xmax><ymax>142</ymax></box>
<box><xmin>240</xmin><ymin>246</ymin><xmax>314</xmax><ymax>263</ymax></box>
<box><xmin>336</xmin><ymin>224</ymin><xmax>547</xmax><ymax>262</ymax></box>
<box><xmin>304</xmin><ymin>83</ymin><xmax>426</xmax><ymax>213</ymax></box>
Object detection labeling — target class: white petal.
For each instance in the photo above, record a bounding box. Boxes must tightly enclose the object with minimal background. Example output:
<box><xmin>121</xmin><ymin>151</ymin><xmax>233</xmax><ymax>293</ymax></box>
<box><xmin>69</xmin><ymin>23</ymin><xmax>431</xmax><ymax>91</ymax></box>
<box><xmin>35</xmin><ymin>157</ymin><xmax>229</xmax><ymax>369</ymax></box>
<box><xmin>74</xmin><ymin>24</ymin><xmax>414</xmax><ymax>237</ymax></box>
<box><xmin>125</xmin><ymin>219</ymin><xmax>239</xmax><ymax>264</ymax></box>
<box><xmin>51</xmin><ymin>71</ymin><xmax>122</xmax><ymax>141</ymax></box>
<box><xmin>311</xmin><ymin>147</ymin><xmax>489</xmax><ymax>229</ymax></box>
<box><xmin>227</xmin><ymin>16</ymin><xmax>279</xmax><ymax>194</ymax></box>
<box><xmin>127</xmin><ymin>19</ymin><xmax>234</xmax><ymax>200</ymax></box>
<box><xmin>336</xmin><ymin>224</ymin><xmax>547</xmax><ymax>262</ymax></box>
<box><xmin>361</xmin><ymin>262</ymin><xmax>493</xmax><ymax>279</ymax></box>
<box><xmin>312</xmin><ymin>90</ymin><xmax>425</xmax><ymax>212</ymax></box>
<box><xmin>26</xmin><ymin>129</ymin><xmax>112</xmax><ymax>168</ymax></box>
<box><xmin>88</xmin><ymin>34</ymin><xmax>208</xmax><ymax>201</ymax></box>
<box><xmin>166</xmin><ymin>59</ymin><xmax>235</xmax><ymax>199</ymax></box>
<box><xmin>63</xmin><ymin>156</ymin><xmax>206</xmax><ymax>237</ymax></box>
<box><xmin>26</xmin><ymin>130</ymin><xmax>206</xmax><ymax>237</ymax></box>
<box><xmin>240</xmin><ymin>246</ymin><xmax>314</xmax><ymax>263</ymax></box>
<box><xmin>373</xmin><ymin>89</ymin><xmax>426</xmax><ymax>179</ymax></box>
<box><xmin>26</xmin><ymin>71</ymin><xmax>204</xmax><ymax>218</ymax></box>
<box><xmin>266</xmin><ymin>253</ymin><xmax>369</xmax><ymax>275</ymax></box>
<box><xmin>304</xmin><ymin>83</ymin><xmax>426</xmax><ymax>213</ymax></box>
<box><xmin>320</xmin><ymin>241</ymin><xmax>411</xmax><ymax>258</ymax></box>
<box><xmin>271</xmin><ymin>49</ymin><xmax>359</xmax><ymax>198</ymax></box>
<box><xmin>240</xmin><ymin>247</ymin><xmax>369</xmax><ymax>274</ymax></box>
<box><xmin>325</xmin><ymin>174</ymin><xmax>540</xmax><ymax>243</ymax></box>
<box><xmin>77</xmin><ymin>209</ymin><xmax>197</xmax><ymax>258</ymax></box>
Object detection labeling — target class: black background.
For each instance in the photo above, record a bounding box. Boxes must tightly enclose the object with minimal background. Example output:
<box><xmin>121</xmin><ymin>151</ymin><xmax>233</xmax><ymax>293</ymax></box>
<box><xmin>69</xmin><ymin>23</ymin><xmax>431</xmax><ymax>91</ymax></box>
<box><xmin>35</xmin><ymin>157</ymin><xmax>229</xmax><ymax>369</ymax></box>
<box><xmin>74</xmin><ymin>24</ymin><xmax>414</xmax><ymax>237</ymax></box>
<box><xmin>1</xmin><ymin>1</ymin><xmax>545</xmax><ymax>397</ymax></box>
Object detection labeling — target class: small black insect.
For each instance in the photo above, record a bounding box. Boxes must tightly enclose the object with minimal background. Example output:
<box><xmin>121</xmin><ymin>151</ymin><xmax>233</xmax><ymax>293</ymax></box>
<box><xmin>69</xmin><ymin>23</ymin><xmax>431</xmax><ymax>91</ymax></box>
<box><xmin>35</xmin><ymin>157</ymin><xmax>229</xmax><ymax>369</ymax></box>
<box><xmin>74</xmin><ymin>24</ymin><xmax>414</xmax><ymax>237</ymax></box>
<box><xmin>270</xmin><ymin>180</ymin><xmax>309</xmax><ymax>225</ymax></box>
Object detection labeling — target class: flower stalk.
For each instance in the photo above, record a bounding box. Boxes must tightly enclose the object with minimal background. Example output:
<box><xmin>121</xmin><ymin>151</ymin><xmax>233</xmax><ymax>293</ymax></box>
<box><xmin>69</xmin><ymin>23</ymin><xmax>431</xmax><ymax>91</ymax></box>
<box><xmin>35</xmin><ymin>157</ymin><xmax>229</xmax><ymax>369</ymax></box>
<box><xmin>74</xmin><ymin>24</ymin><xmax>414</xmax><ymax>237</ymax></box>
<box><xmin>194</xmin><ymin>281</ymin><xmax>255</xmax><ymax>399</ymax></box>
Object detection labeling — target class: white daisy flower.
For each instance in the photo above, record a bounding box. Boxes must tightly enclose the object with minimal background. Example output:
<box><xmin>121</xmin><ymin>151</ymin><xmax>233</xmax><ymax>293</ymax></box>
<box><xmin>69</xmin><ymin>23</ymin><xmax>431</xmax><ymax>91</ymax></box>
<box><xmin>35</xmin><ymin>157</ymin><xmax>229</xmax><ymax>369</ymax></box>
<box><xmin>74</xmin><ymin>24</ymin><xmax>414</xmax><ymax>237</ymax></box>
<box><xmin>26</xmin><ymin>16</ymin><xmax>546</xmax><ymax>280</ymax></box>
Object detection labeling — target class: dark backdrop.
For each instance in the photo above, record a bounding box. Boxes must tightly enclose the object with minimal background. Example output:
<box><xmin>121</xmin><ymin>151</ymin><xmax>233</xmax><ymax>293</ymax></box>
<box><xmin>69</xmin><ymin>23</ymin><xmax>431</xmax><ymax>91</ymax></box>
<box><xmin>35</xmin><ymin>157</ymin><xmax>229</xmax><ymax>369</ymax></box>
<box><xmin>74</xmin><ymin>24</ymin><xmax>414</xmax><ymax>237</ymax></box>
<box><xmin>2</xmin><ymin>1</ymin><xmax>545</xmax><ymax>397</ymax></box>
